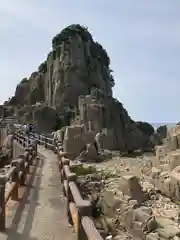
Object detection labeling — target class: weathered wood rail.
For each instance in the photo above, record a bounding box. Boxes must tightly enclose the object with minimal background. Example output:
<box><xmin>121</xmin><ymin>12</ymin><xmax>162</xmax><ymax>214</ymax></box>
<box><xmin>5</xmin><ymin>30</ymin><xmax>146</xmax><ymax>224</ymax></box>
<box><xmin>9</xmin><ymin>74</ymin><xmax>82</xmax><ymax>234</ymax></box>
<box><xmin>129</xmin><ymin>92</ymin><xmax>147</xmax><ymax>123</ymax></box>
<box><xmin>57</xmin><ymin>149</ymin><xmax>103</xmax><ymax>240</ymax></box>
<box><xmin>24</xmin><ymin>132</ymin><xmax>104</xmax><ymax>240</ymax></box>
<box><xmin>0</xmin><ymin>133</ymin><xmax>38</xmax><ymax>230</ymax></box>
<box><xmin>29</xmin><ymin>132</ymin><xmax>55</xmax><ymax>151</ymax></box>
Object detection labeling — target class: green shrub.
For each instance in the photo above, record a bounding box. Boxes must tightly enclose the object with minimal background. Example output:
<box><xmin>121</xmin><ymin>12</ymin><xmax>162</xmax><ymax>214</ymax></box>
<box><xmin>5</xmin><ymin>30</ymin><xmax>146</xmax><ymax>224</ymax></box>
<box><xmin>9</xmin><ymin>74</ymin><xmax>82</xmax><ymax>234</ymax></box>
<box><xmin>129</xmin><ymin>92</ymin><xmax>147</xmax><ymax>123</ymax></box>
<box><xmin>20</xmin><ymin>78</ymin><xmax>28</xmax><ymax>84</ymax></box>
<box><xmin>52</xmin><ymin>24</ymin><xmax>92</xmax><ymax>49</ymax></box>
<box><xmin>38</xmin><ymin>61</ymin><xmax>47</xmax><ymax>73</ymax></box>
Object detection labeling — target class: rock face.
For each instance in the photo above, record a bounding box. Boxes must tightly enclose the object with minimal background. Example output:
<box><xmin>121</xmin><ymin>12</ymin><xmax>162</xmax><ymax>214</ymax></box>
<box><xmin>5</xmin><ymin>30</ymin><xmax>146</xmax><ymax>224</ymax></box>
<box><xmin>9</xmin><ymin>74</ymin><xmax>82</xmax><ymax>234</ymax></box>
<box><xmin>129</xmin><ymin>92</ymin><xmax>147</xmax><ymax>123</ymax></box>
<box><xmin>3</xmin><ymin>24</ymin><xmax>152</xmax><ymax>149</ymax></box>
<box><xmin>0</xmin><ymin>134</ymin><xmax>14</xmax><ymax>167</ymax></box>
<box><xmin>150</xmin><ymin>124</ymin><xmax>180</xmax><ymax>201</ymax></box>
<box><xmin>8</xmin><ymin>25</ymin><xmax>113</xmax><ymax>109</ymax></box>
<box><xmin>62</xmin><ymin>89</ymin><xmax>153</xmax><ymax>155</ymax></box>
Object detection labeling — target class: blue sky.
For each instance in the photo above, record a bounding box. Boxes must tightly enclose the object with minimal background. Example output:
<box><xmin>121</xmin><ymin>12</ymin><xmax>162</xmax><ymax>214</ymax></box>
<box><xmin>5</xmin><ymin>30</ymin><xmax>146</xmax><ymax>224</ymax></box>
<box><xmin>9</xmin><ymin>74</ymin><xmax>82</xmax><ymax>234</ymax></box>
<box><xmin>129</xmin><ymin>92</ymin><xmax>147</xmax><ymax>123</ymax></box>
<box><xmin>0</xmin><ymin>1</ymin><xmax>179</xmax><ymax>124</ymax></box>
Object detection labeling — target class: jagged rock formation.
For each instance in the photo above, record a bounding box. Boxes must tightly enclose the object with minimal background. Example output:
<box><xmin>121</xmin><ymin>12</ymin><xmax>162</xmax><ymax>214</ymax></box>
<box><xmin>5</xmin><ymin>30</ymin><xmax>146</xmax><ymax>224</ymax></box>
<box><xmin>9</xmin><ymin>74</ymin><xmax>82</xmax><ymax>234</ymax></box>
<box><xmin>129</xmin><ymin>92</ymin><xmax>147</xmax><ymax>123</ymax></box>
<box><xmin>7</xmin><ymin>24</ymin><xmax>113</xmax><ymax>109</ymax></box>
<box><xmin>2</xmin><ymin>24</ymin><xmax>152</xmax><ymax>151</ymax></box>
<box><xmin>150</xmin><ymin>124</ymin><xmax>180</xmax><ymax>200</ymax></box>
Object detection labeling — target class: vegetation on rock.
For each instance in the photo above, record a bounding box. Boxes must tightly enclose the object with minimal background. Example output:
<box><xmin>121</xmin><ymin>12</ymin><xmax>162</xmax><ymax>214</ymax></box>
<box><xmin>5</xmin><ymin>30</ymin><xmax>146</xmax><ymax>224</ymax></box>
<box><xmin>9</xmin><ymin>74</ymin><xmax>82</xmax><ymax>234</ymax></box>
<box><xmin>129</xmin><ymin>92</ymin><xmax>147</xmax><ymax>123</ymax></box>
<box><xmin>30</xmin><ymin>72</ymin><xmax>38</xmax><ymax>79</ymax></box>
<box><xmin>156</xmin><ymin>125</ymin><xmax>167</xmax><ymax>139</ymax></box>
<box><xmin>52</xmin><ymin>24</ymin><xmax>114</xmax><ymax>87</ymax></box>
<box><xmin>20</xmin><ymin>78</ymin><xmax>28</xmax><ymax>84</ymax></box>
<box><xmin>52</xmin><ymin>24</ymin><xmax>93</xmax><ymax>48</ymax></box>
<box><xmin>38</xmin><ymin>61</ymin><xmax>47</xmax><ymax>73</ymax></box>
<box><xmin>90</xmin><ymin>41</ymin><xmax>110</xmax><ymax>66</ymax></box>
<box><xmin>136</xmin><ymin>121</ymin><xmax>154</xmax><ymax>136</ymax></box>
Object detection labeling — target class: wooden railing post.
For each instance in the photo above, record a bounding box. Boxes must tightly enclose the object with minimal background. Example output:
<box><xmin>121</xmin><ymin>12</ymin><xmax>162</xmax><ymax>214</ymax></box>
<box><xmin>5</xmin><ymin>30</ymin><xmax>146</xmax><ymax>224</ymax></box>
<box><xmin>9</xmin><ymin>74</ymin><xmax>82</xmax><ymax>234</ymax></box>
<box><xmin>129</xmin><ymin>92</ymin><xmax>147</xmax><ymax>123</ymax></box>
<box><xmin>28</xmin><ymin>138</ymin><xmax>31</xmax><ymax>148</ymax></box>
<box><xmin>24</xmin><ymin>150</ymin><xmax>30</xmax><ymax>174</ymax></box>
<box><xmin>31</xmin><ymin>140</ymin><xmax>37</xmax><ymax>157</ymax></box>
<box><xmin>61</xmin><ymin>159</ymin><xmax>69</xmax><ymax>183</ymax></box>
<box><xmin>77</xmin><ymin>205</ymin><xmax>92</xmax><ymax>240</ymax></box>
<box><xmin>66</xmin><ymin>173</ymin><xmax>76</xmax><ymax>225</ymax></box>
<box><xmin>38</xmin><ymin>135</ymin><xmax>40</xmax><ymax>145</ymax></box>
<box><xmin>44</xmin><ymin>137</ymin><xmax>47</xmax><ymax>149</ymax></box>
<box><xmin>19</xmin><ymin>136</ymin><xmax>21</xmax><ymax>145</ymax></box>
<box><xmin>29</xmin><ymin>147</ymin><xmax>33</xmax><ymax>165</ymax></box>
<box><xmin>0</xmin><ymin>176</ymin><xmax>6</xmax><ymax>230</ymax></box>
<box><xmin>47</xmin><ymin>138</ymin><xmax>50</xmax><ymax>149</ymax></box>
<box><xmin>10</xmin><ymin>135</ymin><xmax>14</xmax><ymax>159</ymax></box>
<box><xmin>16</xmin><ymin>133</ymin><xmax>18</xmax><ymax>143</ymax></box>
<box><xmin>11</xmin><ymin>160</ymin><xmax>20</xmax><ymax>200</ymax></box>
<box><xmin>19</xmin><ymin>155</ymin><xmax>26</xmax><ymax>186</ymax></box>
<box><xmin>41</xmin><ymin>135</ymin><xmax>43</xmax><ymax>145</ymax></box>
<box><xmin>35</xmin><ymin>140</ymin><xmax>38</xmax><ymax>156</ymax></box>
<box><xmin>23</xmin><ymin>136</ymin><xmax>26</xmax><ymax>148</ymax></box>
<box><xmin>67</xmin><ymin>181</ymin><xmax>73</xmax><ymax>226</ymax></box>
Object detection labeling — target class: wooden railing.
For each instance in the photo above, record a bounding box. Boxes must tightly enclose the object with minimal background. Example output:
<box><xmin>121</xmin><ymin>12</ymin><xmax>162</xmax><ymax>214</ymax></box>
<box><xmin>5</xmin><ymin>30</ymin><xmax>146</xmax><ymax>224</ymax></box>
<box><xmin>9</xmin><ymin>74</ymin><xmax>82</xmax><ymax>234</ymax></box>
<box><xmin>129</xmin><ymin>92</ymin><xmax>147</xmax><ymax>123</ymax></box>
<box><xmin>56</xmin><ymin>143</ymin><xmax>103</xmax><ymax>240</ymax></box>
<box><xmin>14</xmin><ymin>131</ymin><xmax>104</xmax><ymax>239</ymax></box>
<box><xmin>29</xmin><ymin>132</ymin><xmax>55</xmax><ymax>151</ymax></box>
<box><xmin>0</xmin><ymin>134</ymin><xmax>37</xmax><ymax>230</ymax></box>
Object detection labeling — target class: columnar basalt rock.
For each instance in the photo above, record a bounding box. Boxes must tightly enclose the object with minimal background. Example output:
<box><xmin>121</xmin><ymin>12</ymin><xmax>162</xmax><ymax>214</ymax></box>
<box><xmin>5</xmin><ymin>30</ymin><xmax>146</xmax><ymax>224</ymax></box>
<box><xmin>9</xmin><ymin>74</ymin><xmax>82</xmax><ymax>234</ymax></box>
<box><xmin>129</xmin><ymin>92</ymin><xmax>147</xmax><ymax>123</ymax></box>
<box><xmin>150</xmin><ymin>125</ymin><xmax>180</xmax><ymax>201</ymax></box>
<box><xmin>57</xmin><ymin>87</ymin><xmax>153</xmax><ymax>158</ymax></box>
<box><xmin>3</xmin><ymin>24</ymin><xmax>152</xmax><ymax>150</ymax></box>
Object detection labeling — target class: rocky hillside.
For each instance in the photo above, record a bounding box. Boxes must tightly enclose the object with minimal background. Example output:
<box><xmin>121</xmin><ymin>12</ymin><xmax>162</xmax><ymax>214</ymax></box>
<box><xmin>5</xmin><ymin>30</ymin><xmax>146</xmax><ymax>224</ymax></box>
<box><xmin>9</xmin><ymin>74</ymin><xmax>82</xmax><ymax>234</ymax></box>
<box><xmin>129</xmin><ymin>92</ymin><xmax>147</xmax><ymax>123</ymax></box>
<box><xmin>7</xmin><ymin>24</ymin><xmax>114</xmax><ymax>109</ymax></box>
<box><xmin>1</xmin><ymin>24</ymin><xmax>153</xmax><ymax>150</ymax></box>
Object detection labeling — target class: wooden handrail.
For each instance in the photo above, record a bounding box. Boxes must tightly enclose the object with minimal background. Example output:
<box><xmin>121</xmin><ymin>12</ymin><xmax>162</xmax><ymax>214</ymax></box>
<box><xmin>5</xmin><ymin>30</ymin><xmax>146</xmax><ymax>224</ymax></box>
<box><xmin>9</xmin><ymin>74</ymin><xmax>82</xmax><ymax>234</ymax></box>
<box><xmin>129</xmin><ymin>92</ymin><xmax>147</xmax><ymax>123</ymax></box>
<box><xmin>0</xmin><ymin>132</ymin><xmax>38</xmax><ymax>230</ymax></box>
<box><xmin>27</xmin><ymin>132</ymin><xmax>55</xmax><ymax>151</ymax></box>
<box><xmin>58</xmin><ymin>148</ymin><xmax>104</xmax><ymax>239</ymax></box>
<box><xmin>14</xmin><ymin>131</ymin><xmax>104</xmax><ymax>239</ymax></box>
<box><xmin>82</xmin><ymin>216</ymin><xmax>103</xmax><ymax>240</ymax></box>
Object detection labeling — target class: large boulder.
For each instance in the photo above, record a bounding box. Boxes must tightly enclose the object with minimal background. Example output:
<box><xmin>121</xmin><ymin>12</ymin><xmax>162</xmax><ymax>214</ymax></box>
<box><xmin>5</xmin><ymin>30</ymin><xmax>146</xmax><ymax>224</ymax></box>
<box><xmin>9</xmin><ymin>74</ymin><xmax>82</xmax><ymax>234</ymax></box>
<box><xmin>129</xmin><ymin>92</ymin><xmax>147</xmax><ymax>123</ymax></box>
<box><xmin>33</xmin><ymin>106</ymin><xmax>58</xmax><ymax>133</ymax></box>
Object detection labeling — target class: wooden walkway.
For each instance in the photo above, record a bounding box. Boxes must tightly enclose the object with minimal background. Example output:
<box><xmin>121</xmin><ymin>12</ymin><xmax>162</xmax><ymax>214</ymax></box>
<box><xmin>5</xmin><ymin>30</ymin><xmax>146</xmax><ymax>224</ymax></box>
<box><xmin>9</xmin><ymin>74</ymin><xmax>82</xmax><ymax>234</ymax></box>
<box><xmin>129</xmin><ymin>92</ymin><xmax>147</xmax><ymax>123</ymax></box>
<box><xmin>0</xmin><ymin>146</ymin><xmax>76</xmax><ymax>240</ymax></box>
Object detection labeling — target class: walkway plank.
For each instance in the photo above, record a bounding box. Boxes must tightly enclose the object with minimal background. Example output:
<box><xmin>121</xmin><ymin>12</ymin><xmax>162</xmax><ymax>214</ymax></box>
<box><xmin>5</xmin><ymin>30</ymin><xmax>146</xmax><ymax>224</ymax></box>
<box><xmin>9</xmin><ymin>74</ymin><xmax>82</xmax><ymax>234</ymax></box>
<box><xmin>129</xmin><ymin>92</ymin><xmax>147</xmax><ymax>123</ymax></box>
<box><xmin>0</xmin><ymin>146</ymin><xmax>75</xmax><ymax>240</ymax></box>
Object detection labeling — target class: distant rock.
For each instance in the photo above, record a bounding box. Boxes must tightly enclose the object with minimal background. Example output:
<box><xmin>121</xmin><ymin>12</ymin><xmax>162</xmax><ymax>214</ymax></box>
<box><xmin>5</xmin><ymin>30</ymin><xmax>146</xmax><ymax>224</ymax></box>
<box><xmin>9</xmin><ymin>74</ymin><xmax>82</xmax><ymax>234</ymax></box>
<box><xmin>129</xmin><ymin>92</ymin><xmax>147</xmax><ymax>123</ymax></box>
<box><xmin>156</xmin><ymin>125</ymin><xmax>167</xmax><ymax>139</ymax></box>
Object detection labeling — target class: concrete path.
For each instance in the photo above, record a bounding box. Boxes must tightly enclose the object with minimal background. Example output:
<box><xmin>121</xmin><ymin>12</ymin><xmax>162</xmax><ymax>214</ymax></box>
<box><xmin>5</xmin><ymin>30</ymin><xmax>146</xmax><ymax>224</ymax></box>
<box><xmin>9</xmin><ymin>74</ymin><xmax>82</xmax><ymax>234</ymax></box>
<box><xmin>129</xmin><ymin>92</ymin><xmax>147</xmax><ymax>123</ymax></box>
<box><xmin>0</xmin><ymin>146</ymin><xmax>76</xmax><ymax>240</ymax></box>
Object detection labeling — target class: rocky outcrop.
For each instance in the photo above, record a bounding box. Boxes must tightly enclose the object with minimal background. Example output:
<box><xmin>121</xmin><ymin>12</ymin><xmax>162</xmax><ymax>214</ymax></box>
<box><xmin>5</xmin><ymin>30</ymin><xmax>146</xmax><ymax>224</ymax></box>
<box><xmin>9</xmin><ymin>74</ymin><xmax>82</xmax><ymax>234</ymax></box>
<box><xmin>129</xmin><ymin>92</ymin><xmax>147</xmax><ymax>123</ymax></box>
<box><xmin>156</xmin><ymin>125</ymin><xmax>167</xmax><ymax>139</ymax></box>
<box><xmin>7</xmin><ymin>25</ymin><xmax>113</xmax><ymax>109</ymax></box>
<box><xmin>15</xmin><ymin>104</ymin><xmax>60</xmax><ymax>133</ymax></box>
<box><xmin>14</xmin><ymin>73</ymin><xmax>45</xmax><ymax>106</ymax></box>
<box><xmin>3</xmin><ymin>24</ymin><xmax>152</xmax><ymax>150</ymax></box>
<box><xmin>61</xmin><ymin>88</ymin><xmax>153</xmax><ymax>155</ymax></box>
<box><xmin>0</xmin><ymin>134</ymin><xmax>14</xmax><ymax>167</ymax></box>
<box><xmin>150</xmin><ymin>124</ymin><xmax>180</xmax><ymax>201</ymax></box>
<box><xmin>149</xmin><ymin>125</ymin><xmax>167</xmax><ymax>147</ymax></box>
